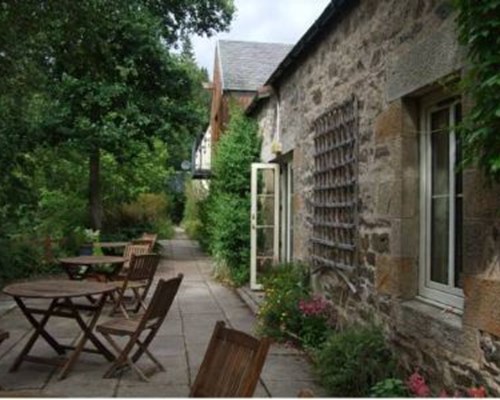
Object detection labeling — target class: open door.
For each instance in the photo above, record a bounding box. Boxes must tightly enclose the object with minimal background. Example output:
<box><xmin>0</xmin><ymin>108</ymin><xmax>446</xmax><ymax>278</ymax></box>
<box><xmin>250</xmin><ymin>163</ymin><xmax>280</xmax><ymax>290</ymax></box>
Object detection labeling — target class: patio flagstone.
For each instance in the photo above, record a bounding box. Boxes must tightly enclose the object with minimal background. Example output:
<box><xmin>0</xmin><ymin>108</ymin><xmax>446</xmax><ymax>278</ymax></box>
<box><xmin>0</xmin><ymin>229</ymin><xmax>325</xmax><ymax>397</ymax></box>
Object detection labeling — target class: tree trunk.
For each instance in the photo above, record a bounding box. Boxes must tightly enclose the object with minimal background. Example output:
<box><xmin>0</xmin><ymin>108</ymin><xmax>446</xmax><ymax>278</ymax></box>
<box><xmin>89</xmin><ymin>147</ymin><xmax>103</xmax><ymax>230</ymax></box>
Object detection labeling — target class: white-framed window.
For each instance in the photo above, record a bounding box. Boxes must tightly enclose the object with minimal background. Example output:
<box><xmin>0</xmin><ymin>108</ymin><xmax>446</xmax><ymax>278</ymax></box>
<box><xmin>419</xmin><ymin>94</ymin><xmax>464</xmax><ymax>309</ymax></box>
<box><xmin>280</xmin><ymin>160</ymin><xmax>294</xmax><ymax>262</ymax></box>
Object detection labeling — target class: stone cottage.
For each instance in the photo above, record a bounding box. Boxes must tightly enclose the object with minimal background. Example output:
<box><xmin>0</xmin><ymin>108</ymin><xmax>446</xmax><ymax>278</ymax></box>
<box><xmin>246</xmin><ymin>0</ymin><xmax>500</xmax><ymax>393</ymax></box>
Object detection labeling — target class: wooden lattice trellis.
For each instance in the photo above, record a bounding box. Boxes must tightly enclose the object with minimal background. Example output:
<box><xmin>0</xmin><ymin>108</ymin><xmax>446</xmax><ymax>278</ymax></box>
<box><xmin>311</xmin><ymin>96</ymin><xmax>359</xmax><ymax>273</ymax></box>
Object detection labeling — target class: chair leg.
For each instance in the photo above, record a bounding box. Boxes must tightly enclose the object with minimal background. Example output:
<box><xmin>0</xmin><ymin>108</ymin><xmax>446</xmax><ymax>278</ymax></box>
<box><xmin>109</xmin><ymin>288</ymin><xmax>131</xmax><ymax>319</ymax></box>
<box><xmin>100</xmin><ymin>332</ymin><xmax>153</xmax><ymax>381</ymax></box>
<box><xmin>131</xmin><ymin>288</ymin><xmax>148</xmax><ymax>313</ymax></box>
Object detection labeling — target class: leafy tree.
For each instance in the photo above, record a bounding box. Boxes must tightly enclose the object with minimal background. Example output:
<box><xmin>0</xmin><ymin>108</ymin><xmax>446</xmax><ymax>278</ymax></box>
<box><xmin>0</xmin><ymin>0</ymin><xmax>234</xmax><ymax>229</ymax></box>
<box><xmin>454</xmin><ymin>0</ymin><xmax>500</xmax><ymax>181</ymax></box>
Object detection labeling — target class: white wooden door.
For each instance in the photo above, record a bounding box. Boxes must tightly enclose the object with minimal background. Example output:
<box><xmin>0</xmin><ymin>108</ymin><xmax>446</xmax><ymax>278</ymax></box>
<box><xmin>250</xmin><ymin>163</ymin><xmax>280</xmax><ymax>290</ymax></box>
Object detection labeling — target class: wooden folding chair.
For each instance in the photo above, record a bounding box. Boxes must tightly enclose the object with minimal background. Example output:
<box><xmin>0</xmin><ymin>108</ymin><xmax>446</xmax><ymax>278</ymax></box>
<box><xmin>97</xmin><ymin>274</ymin><xmax>183</xmax><ymax>381</ymax></box>
<box><xmin>131</xmin><ymin>238</ymin><xmax>154</xmax><ymax>251</ymax></box>
<box><xmin>110</xmin><ymin>253</ymin><xmax>160</xmax><ymax>318</ymax></box>
<box><xmin>116</xmin><ymin>243</ymin><xmax>151</xmax><ymax>276</ymax></box>
<box><xmin>123</xmin><ymin>243</ymin><xmax>150</xmax><ymax>263</ymax></box>
<box><xmin>141</xmin><ymin>233</ymin><xmax>158</xmax><ymax>249</ymax></box>
<box><xmin>190</xmin><ymin>321</ymin><xmax>271</xmax><ymax>397</ymax></box>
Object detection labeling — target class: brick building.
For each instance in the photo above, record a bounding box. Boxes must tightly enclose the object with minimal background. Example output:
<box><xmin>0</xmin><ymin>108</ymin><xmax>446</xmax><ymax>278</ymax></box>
<box><xmin>208</xmin><ymin>40</ymin><xmax>292</xmax><ymax>146</ymax></box>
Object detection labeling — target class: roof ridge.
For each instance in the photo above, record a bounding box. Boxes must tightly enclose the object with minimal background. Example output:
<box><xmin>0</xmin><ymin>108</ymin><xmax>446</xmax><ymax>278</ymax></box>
<box><xmin>218</xmin><ymin>39</ymin><xmax>293</xmax><ymax>47</ymax></box>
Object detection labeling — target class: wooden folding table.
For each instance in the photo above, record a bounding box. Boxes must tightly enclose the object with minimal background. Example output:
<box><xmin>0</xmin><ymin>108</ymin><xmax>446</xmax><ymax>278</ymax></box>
<box><xmin>3</xmin><ymin>279</ymin><xmax>117</xmax><ymax>380</ymax></box>
<box><xmin>59</xmin><ymin>255</ymin><xmax>126</xmax><ymax>281</ymax></box>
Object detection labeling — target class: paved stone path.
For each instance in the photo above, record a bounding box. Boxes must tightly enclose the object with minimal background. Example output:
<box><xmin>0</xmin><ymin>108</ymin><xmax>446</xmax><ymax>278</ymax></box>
<box><xmin>0</xmin><ymin>231</ymin><xmax>324</xmax><ymax>397</ymax></box>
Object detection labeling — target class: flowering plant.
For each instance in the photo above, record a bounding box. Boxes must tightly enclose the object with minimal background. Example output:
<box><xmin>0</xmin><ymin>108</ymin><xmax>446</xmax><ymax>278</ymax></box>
<box><xmin>404</xmin><ymin>371</ymin><xmax>487</xmax><ymax>398</ymax></box>
<box><xmin>297</xmin><ymin>295</ymin><xmax>337</xmax><ymax>349</ymax></box>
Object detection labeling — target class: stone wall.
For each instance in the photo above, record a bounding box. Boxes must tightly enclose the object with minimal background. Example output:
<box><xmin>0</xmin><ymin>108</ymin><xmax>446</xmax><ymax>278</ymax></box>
<box><xmin>253</xmin><ymin>0</ymin><xmax>500</xmax><ymax>394</ymax></box>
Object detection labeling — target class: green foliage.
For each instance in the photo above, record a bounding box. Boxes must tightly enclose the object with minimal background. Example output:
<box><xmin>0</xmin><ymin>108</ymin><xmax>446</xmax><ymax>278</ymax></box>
<box><xmin>210</xmin><ymin>105</ymin><xmax>261</xmax><ymax>197</ymax></box>
<box><xmin>0</xmin><ymin>237</ymin><xmax>60</xmax><ymax>287</ymax></box>
<box><xmin>314</xmin><ymin>325</ymin><xmax>397</xmax><ymax>397</ymax></box>
<box><xmin>370</xmin><ymin>378</ymin><xmax>409</xmax><ymax>398</ymax></box>
<box><xmin>454</xmin><ymin>0</ymin><xmax>500</xmax><ymax>181</ymax></box>
<box><xmin>202</xmin><ymin>104</ymin><xmax>261</xmax><ymax>285</ymax></box>
<box><xmin>0</xmin><ymin>0</ymin><xmax>233</xmax><ymax>231</ymax></box>
<box><xmin>106</xmin><ymin>193</ymin><xmax>174</xmax><ymax>239</ymax></box>
<box><xmin>208</xmin><ymin>194</ymin><xmax>251</xmax><ymax>285</ymax></box>
<box><xmin>182</xmin><ymin>178</ymin><xmax>208</xmax><ymax>241</ymax></box>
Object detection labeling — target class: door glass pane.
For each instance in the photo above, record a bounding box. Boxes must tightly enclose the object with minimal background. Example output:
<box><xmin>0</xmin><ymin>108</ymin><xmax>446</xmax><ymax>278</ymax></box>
<box><xmin>257</xmin><ymin>195</ymin><xmax>275</xmax><ymax>227</ymax></box>
<box><xmin>256</xmin><ymin>257</ymin><xmax>273</xmax><ymax>278</ymax></box>
<box><xmin>257</xmin><ymin>227</ymin><xmax>275</xmax><ymax>257</ymax></box>
<box><xmin>431</xmin><ymin>197</ymin><xmax>449</xmax><ymax>284</ymax></box>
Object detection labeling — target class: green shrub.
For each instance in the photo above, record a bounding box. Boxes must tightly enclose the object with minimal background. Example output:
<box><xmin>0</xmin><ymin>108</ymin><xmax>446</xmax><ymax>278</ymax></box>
<box><xmin>208</xmin><ymin>194</ymin><xmax>251</xmax><ymax>286</ymax></box>
<box><xmin>105</xmin><ymin>192</ymin><xmax>174</xmax><ymax>239</ymax></box>
<box><xmin>202</xmin><ymin>103</ymin><xmax>260</xmax><ymax>285</ymax></box>
<box><xmin>314</xmin><ymin>325</ymin><xmax>397</xmax><ymax>397</ymax></box>
<box><xmin>0</xmin><ymin>236</ymin><xmax>58</xmax><ymax>287</ymax></box>
<box><xmin>370</xmin><ymin>378</ymin><xmax>408</xmax><ymax>398</ymax></box>
<box><xmin>120</xmin><ymin>193</ymin><xmax>169</xmax><ymax>225</ymax></box>
<box><xmin>182</xmin><ymin>178</ymin><xmax>208</xmax><ymax>240</ymax></box>
<box><xmin>152</xmin><ymin>218</ymin><xmax>174</xmax><ymax>240</ymax></box>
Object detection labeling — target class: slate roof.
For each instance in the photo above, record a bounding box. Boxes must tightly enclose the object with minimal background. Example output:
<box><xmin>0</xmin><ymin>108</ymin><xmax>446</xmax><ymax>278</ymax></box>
<box><xmin>217</xmin><ymin>40</ymin><xmax>293</xmax><ymax>91</ymax></box>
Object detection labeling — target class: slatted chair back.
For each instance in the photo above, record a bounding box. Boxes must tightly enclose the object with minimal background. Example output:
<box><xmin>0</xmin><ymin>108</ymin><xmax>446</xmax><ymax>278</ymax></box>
<box><xmin>127</xmin><ymin>253</ymin><xmax>160</xmax><ymax>282</ymax></box>
<box><xmin>98</xmin><ymin>274</ymin><xmax>183</xmax><ymax>381</ymax></box>
<box><xmin>141</xmin><ymin>233</ymin><xmax>158</xmax><ymax>247</ymax></box>
<box><xmin>123</xmin><ymin>243</ymin><xmax>150</xmax><ymax>260</ymax></box>
<box><xmin>190</xmin><ymin>321</ymin><xmax>271</xmax><ymax>397</ymax></box>
<box><xmin>139</xmin><ymin>274</ymin><xmax>183</xmax><ymax>328</ymax></box>
<box><xmin>110</xmin><ymin>253</ymin><xmax>161</xmax><ymax>318</ymax></box>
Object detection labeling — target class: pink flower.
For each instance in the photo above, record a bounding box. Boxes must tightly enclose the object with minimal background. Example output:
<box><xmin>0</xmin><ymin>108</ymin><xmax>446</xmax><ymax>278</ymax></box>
<box><xmin>407</xmin><ymin>372</ymin><xmax>430</xmax><ymax>397</ymax></box>
<box><xmin>467</xmin><ymin>387</ymin><xmax>487</xmax><ymax>398</ymax></box>
<box><xmin>298</xmin><ymin>295</ymin><xmax>329</xmax><ymax>316</ymax></box>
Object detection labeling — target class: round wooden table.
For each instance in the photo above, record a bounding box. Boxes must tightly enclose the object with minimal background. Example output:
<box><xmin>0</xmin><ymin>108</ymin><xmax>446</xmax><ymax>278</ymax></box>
<box><xmin>59</xmin><ymin>255</ymin><xmax>126</xmax><ymax>281</ymax></box>
<box><xmin>3</xmin><ymin>279</ymin><xmax>117</xmax><ymax>380</ymax></box>
<box><xmin>93</xmin><ymin>241</ymin><xmax>128</xmax><ymax>249</ymax></box>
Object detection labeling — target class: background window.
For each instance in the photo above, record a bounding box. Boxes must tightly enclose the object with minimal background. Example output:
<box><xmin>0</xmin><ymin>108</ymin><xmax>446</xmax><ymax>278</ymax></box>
<box><xmin>420</xmin><ymin>97</ymin><xmax>463</xmax><ymax>309</ymax></box>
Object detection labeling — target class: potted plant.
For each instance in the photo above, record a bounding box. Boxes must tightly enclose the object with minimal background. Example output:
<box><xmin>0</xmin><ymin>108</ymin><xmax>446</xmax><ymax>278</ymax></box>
<box><xmin>74</xmin><ymin>227</ymin><xmax>100</xmax><ymax>255</ymax></box>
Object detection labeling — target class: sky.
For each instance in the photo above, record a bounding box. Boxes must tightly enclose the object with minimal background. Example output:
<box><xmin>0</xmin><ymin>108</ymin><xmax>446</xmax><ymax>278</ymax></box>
<box><xmin>191</xmin><ymin>0</ymin><xmax>331</xmax><ymax>78</ymax></box>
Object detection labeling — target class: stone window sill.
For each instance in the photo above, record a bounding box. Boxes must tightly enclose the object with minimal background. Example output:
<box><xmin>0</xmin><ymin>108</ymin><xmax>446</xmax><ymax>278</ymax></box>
<box><xmin>401</xmin><ymin>297</ymin><xmax>463</xmax><ymax>330</ymax></box>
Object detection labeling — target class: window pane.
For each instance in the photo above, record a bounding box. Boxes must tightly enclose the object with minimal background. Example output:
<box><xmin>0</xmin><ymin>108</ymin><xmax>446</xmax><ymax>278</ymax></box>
<box><xmin>454</xmin><ymin>103</ymin><xmax>463</xmax><ymax>288</ymax></box>
<box><xmin>455</xmin><ymin>103</ymin><xmax>463</xmax><ymax>196</ymax></box>
<box><xmin>431</xmin><ymin>109</ymin><xmax>450</xmax><ymax>196</ymax></box>
<box><xmin>454</xmin><ymin>196</ymin><xmax>463</xmax><ymax>288</ymax></box>
<box><xmin>431</xmin><ymin>197</ymin><xmax>449</xmax><ymax>284</ymax></box>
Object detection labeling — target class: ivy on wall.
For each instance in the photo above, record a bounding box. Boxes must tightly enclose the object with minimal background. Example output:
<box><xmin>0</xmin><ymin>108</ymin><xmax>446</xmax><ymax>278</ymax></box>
<box><xmin>454</xmin><ymin>0</ymin><xmax>500</xmax><ymax>181</ymax></box>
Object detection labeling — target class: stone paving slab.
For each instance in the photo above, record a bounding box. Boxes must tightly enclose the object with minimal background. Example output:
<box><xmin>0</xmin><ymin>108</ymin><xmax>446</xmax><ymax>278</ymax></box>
<box><xmin>0</xmin><ymin>230</ymin><xmax>324</xmax><ymax>397</ymax></box>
